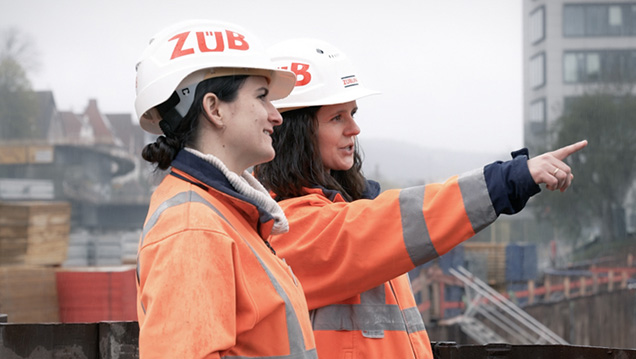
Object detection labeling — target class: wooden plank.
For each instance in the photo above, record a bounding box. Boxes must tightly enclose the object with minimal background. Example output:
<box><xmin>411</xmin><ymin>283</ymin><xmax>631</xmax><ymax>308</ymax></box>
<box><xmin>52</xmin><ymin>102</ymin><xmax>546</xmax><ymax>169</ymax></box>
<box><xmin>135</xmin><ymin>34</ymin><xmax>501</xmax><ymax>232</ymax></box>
<box><xmin>0</xmin><ymin>201</ymin><xmax>71</xmax><ymax>266</ymax></box>
<box><xmin>0</xmin><ymin>266</ymin><xmax>59</xmax><ymax>323</ymax></box>
<box><xmin>0</xmin><ymin>238</ymin><xmax>27</xmax><ymax>251</ymax></box>
<box><xmin>0</xmin><ymin>201</ymin><xmax>71</xmax><ymax>226</ymax></box>
<box><xmin>0</xmin><ymin>224</ymin><xmax>70</xmax><ymax>239</ymax></box>
<box><xmin>0</xmin><ymin>145</ymin><xmax>28</xmax><ymax>164</ymax></box>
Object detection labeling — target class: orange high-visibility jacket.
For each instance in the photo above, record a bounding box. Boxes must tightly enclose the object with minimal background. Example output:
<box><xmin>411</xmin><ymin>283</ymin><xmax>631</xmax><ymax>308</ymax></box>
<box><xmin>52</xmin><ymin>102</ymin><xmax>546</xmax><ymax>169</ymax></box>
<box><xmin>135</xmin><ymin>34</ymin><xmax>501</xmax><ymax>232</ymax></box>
<box><xmin>136</xmin><ymin>150</ymin><xmax>317</xmax><ymax>359</ymax></box>
<box><xmin>271</xmin><ymin>153</ymin><xmax>540</xmax><ymax>358</ymax></box>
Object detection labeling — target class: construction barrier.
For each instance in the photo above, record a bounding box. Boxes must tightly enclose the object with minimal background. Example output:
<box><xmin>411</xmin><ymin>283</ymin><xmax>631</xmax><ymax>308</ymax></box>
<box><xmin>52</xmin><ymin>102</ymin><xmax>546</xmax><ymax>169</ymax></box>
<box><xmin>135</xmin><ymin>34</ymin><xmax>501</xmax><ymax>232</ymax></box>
<box><xmin>2</xmin><ymin>322</ymin><xmax>636</xmax><ymax>359</ymax></box>
<box><xmin>432</xmin><ymin>342</ymin><xmax>636</xmax><ymax>359</ymax></box>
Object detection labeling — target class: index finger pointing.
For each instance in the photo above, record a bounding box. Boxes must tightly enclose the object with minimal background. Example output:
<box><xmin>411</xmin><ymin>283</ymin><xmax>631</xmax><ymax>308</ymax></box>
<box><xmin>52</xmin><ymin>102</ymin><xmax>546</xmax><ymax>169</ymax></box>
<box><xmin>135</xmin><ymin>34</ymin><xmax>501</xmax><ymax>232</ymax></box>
<box><xmin>551</xmin><ymin>140</ymin><xmax>588</xmax><ymax>160</ymax></box>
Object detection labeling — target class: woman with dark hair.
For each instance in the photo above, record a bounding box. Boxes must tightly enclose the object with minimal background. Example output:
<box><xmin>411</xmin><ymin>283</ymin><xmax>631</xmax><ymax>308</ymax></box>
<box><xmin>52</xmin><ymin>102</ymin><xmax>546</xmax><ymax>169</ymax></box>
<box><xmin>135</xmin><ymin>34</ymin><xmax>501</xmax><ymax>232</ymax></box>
<box><xmin>134</xmin><ymin>21</ymin><xmax>317</xmax><ymax>359</ymax></box>
<box><xmin>259</xmin><ymin>105</ymin><xmax>367</xmax><ymax>202</ymax></box>
<box><xmin>255</xmin><ymin>38</ymin><xmax>586</xmax><ymax>359</ymax></box>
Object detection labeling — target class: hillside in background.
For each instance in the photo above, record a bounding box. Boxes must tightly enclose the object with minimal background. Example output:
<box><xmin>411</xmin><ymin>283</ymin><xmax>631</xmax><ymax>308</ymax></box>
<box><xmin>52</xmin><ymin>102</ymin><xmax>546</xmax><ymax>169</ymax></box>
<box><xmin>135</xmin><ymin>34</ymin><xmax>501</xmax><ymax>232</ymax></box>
<box><xmin>359</xmin><ymin>138</ymin><xmax>509</xmax><ymax>188</ymax></box>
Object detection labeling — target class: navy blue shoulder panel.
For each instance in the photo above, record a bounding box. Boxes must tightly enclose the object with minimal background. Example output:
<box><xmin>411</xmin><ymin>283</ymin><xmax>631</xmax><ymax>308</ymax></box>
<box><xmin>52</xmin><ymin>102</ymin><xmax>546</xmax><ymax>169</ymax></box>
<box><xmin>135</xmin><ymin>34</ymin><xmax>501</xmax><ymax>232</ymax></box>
<box><xmin>362</xmin><ymin>179</ymin><xmax>381</xmax><ymax>200</ymax></box>
<box><xmin>313</xmin><ymin>179</ymin><xmax>382</xmax><ymax>202</ymax></box>
<box><xmin>171</xmin><ymin>150</ymin><xmax>276</xmax><ymax>224</ymax></box>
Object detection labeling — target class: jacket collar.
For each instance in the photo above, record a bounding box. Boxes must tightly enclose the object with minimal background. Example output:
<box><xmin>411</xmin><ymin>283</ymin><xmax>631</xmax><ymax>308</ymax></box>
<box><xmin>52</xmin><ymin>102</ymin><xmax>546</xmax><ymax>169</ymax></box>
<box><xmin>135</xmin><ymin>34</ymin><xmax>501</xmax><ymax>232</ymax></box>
<box><xmin>306</xmin><ymin>179</ymin><xmax>382</xmax><ymax>202</ymax></box>
<box><xmin>171</xmin><ymin>149</ymin><xmax>278</xmax><ymax>238</ymax></box>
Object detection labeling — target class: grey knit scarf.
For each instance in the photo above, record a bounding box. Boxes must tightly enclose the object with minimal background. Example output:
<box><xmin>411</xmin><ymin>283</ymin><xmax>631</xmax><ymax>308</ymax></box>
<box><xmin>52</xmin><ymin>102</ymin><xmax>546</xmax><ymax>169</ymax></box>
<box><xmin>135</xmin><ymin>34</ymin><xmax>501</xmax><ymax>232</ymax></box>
<box><xmin>184</xmin><ymin>148</ymin><xmax>289</xmax><ymax>235</ymax></box>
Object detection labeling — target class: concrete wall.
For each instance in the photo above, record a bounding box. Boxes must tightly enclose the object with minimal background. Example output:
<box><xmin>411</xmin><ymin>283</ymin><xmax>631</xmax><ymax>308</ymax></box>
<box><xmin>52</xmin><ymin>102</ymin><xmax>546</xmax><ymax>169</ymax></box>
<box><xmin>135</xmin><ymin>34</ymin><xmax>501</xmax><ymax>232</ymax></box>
<box><xmin>1</xmin><ymin>289</ymin><xmax>634</xmax><ymax>358</ymax></box>
<box><xmin>428</xmin><ymin>288</ymin><xmax>636</xmax><ymax>349</ymax></box>
<box><xmin>0</xmin><ymin>321</ymin><xmax>138</xmax><ymax>359</ymax></box>
<box><xmin>525</xmin><ymin>288</ymin><xmax>636</xmax><ymax>349</ymax></box>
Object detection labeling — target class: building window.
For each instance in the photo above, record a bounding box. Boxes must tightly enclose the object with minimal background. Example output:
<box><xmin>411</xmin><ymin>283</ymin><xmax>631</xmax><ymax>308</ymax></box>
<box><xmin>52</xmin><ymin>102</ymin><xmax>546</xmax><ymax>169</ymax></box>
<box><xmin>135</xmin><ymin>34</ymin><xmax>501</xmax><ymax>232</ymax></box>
<box><xmin>609</xmin><ymin>6</ymin><xmax>623</xmax><ymax>27</ymax></box>
<box><xmin>564</xmin><ymin>3</ymin><xmax>636</xmax><ymax>37</ymax></box>
<box><xmin>631</xmin><ymin>5</ymin><xmax>636</xmax><ymax>34</ymax></box>
<box><xmin>564</xmin><ymin>5</ymin><xmax>585</xmax><ymax>36</ymax></box>
<box><xmin>530</xmin><ymin>53</ymin><xmax>546</xmax><ymax>89</ymax></box>
<box><xmin>529</xmin><ymin>99</ymin><xmax>546</xmax><ymax>134</ymax></box>
<box><xmin>530</xmin><ymin>6</ymin><xmax>546</xmax><ymax>44</ymax></box>
<box><xmin>564</xmin><ymin>50</ymin><xmax>636</xmax><ymax>83</ymax></box>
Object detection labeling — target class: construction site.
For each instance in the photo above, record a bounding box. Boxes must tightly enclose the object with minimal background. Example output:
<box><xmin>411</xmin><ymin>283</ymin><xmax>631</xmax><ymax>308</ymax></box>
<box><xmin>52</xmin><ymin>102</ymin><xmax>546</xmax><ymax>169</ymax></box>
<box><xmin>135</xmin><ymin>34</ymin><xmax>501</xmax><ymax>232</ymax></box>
<box><xmin>2</xmin><ymin>0</ymin><xmax>636</xmax><ymax>356</ymax></box>
<box><xmin>0</xmin><ymin>94</ymin><xmax>635</xmax><ymax>358</ymax></box>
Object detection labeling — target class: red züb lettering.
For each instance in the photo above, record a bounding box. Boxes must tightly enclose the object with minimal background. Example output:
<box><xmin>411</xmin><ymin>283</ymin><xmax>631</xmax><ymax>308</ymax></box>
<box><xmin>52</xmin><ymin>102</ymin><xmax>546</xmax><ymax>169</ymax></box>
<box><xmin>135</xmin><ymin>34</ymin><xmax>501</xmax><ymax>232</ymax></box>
<box><xmin>169</xmin><ymin>32</ymin><xmax>195</xmax><ymax>60</ymax></box>
<box><xmin>226</xmin><ymin>30</ymin><xmax>249</xmax><ymax>50</ymax></box>
<box><xmin>290</xmin><ymin>62</ymin><xmax>311</xmax><ymax>86</ymax></box>
<box><xmin>196</xmin><ymin>31</ymin><xmax>224</xmax><ymax>52</ymax></box>
<box><xmin>169</xmin><ymin>30</ymin><xmax>250</xmax><ymax>60</ymax></box>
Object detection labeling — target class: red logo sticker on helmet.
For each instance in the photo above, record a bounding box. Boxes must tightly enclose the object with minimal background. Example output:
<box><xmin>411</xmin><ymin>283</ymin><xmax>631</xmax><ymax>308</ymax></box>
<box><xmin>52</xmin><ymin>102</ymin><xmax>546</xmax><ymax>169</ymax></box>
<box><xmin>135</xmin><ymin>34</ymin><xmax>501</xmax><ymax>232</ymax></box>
<box><xmin>279</xmin><ymin>62</ymin><xmax>312</xmax><ymax>87</ymax></box>
<box><xmin>169</xmin><ymin>30</ymin><xmax>250</xmax><ymax>60</ymax></box>
<box><xmin>341</xmin><ymin>75</ymin><xmax>359</xmax><ymax>88</ymax></box>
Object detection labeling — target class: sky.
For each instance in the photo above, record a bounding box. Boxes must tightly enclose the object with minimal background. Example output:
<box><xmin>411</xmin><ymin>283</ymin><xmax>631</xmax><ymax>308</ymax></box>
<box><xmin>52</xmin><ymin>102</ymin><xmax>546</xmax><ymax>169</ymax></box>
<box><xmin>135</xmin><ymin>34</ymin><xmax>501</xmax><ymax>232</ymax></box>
<box><xmin>1</xmin><ymin>0</ymin><xmax>523</xmax><ymax>154</ymax></box>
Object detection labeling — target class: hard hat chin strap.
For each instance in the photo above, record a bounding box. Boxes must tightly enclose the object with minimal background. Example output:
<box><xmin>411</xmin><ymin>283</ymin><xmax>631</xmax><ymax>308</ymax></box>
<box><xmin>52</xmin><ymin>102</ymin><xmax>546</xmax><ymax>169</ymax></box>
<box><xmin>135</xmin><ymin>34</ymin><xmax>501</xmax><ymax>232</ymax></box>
<box><xmin>156</xmin><ymin>92</ymin><xmax>183</xmax><ymax>138</ymax></box>
<box><xmin>156</xmin><ymin>82</ymin><xmax>198</xmax><ymax>138</ymax></box>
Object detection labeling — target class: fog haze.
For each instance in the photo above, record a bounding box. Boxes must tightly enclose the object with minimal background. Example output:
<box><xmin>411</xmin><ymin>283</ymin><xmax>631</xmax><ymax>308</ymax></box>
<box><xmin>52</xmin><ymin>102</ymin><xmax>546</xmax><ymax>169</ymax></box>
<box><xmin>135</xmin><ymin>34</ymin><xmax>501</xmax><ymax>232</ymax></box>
<box><xmin>1</xmin><ymin>0</ymin><xmax>524</xmax><ymax>157</ymax></box>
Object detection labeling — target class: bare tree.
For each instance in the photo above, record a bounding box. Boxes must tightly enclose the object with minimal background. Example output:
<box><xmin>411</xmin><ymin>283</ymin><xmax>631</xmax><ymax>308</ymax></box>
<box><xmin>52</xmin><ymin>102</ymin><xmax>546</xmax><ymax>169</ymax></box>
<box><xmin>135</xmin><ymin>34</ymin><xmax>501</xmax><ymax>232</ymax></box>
<box><xmin>0</xmin><ymin>27</ymin><xmax>40</xmax><ymax>140</ymax></box>
<box><xmin>0</xmin><ymin>27</ymin><xmax>40</xmax><ymax>72</ymax></box>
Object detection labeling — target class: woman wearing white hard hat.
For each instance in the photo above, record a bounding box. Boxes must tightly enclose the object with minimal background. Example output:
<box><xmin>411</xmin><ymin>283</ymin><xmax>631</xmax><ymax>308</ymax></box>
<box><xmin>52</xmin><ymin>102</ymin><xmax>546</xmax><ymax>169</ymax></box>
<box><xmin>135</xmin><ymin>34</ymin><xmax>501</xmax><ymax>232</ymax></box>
<box><xmin>134</xmin><ymin>21</ymin><xmax>316</xmax><ymax>359</ymax></box>
<box><xmin>254</xmin><ymin>38</ymin><xmax>587</xmax><ymax>359</ymax></box>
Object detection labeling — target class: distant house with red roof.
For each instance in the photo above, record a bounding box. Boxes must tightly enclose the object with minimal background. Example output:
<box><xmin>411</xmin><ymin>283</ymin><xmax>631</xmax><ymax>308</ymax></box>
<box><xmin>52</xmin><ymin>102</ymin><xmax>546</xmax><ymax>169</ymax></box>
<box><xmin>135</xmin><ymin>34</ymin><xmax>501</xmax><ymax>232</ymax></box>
<box><xmin>1</xmin><ymin>92</ymin><xmax>147</xmax><ymax>203</ymax></box>
<box><xmin>30</xmin><ymin>93</ymin><xmax>145</xmax><ymax>154</ymax></box>
<box><xmin>82</xmin><ymin>99</ymin><xmax>120</xmax><ymax>146</ymax></box>
<box><xmin>58</xmin><ymin>111</ymin><xmax>88</xmax><ymax>144</ymax></box>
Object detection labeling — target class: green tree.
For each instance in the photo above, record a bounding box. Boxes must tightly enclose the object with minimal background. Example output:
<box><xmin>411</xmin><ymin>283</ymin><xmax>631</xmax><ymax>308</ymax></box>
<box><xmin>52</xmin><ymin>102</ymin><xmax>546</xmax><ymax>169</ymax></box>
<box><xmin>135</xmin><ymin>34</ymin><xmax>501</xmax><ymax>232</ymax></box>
<box><xmin>535</xmin><ymin>91</ymin><xmax>636</xmax><ymax>244</ymax></box>
<box><xmin>0</xmin><ymin>27</ymin><xmax>39</xmax><ymax>140</ymax></box>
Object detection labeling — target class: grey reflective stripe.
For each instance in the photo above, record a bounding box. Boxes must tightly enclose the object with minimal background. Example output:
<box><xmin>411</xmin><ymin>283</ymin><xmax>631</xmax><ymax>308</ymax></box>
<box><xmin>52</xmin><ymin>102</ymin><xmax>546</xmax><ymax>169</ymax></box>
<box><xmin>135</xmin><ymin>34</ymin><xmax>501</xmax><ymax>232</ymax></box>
<box><xmin>138</xmin><ymin>191</ymin><xmax>317</xmax><ymax>359</ymax></box>
<box><xmin>398</xmin><ymin>171</ymin><xmax>497</xmax><ymax>267</ymax></box>
<box><xmin>399</xmin><ymin>186</ymin><xmax>438</xmax><ymax>266</ymax></box>
<box><xmin>136</xmin><ymin>192</ymin><xmax>223</xmax><ymax>289</ymax></box>
<box><xmin>360</xmin><ymin>285</ymin><xmax>387</xmax><ymax>338</ymax></box>
<box><xmin>457</xmin><ymin>168</ymin><xmax>497</xmax><ymax>233</ymax></box>
<box><xmin>137</xmin><ymin>191</ymin><xmax>198</xmax><ymax>301</ymax></box>
<box><xmin>222</xmin><ymin>350</ymin><xmax>318</xmax><ymax>359</ymax></box>
<box><xmin>311</xmin><ymin>303</ymin><xmax>405</xmax><ymax>332</ymax></box>
<box><xmin>310</xmin><ymin>285</ymin><xmax>426</xmax><ymax>335</ymax></box>
<box><xmin>403</xmin><ymin>307</ymin><xmax>427</xmax><ymax>334</ymax></box>
<box><xmin>240</xmin><ymin>229</ymin><xmax>310</xmax><ymax>358</ymax></box>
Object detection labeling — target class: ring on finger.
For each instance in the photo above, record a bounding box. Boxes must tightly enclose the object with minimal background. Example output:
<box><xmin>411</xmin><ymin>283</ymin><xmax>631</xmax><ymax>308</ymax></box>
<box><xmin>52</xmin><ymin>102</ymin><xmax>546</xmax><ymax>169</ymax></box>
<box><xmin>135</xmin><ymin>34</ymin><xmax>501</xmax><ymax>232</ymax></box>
<box><xmin>552</xmin><ymin>168</ymin><xmax>560</xmax><ymax>176</ymax></box>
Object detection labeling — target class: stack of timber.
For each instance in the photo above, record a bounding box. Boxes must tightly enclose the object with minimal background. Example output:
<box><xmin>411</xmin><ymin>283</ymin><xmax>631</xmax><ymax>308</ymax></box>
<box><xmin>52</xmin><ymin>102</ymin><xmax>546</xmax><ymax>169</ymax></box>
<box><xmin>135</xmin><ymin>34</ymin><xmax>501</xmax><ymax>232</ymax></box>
<box><xmin>0</xmin><ymin>201</ymin><xmax>71</xmax><ymax>265</ymax></box>
<box><xmin>0</xmin><ymin>200</ymin><xmax>71</xmax><ymax>323</ymax></box>
<box><xmin>0</xmin><ymin>266</ymin><xmax>59</xmax><ymax>322</ymax></box>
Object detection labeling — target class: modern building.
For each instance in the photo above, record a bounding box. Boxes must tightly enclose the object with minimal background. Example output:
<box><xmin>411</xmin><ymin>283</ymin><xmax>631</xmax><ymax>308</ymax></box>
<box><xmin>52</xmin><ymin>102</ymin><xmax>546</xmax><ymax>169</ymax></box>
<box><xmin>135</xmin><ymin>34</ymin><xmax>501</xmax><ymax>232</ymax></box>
<box><xmin>522</xmin><ymin>0</ymin><xmax>636</xmax><ymax>152</ymax></box>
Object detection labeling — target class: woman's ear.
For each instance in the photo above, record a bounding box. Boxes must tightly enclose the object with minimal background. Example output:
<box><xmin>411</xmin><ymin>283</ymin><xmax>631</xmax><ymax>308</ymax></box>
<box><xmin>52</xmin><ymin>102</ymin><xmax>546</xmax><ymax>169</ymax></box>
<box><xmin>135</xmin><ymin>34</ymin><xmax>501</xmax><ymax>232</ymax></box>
<box><xmin>202</xmin><ymin>93</ymin><xmax>224</xmax><ymax>129</ymax></box>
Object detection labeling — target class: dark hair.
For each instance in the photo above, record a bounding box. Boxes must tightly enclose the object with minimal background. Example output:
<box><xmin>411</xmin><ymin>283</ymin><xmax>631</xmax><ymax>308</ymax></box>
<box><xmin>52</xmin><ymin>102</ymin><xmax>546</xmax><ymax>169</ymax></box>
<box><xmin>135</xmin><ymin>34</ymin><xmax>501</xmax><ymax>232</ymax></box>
<box><xmin>141</xmin><ymin>75</ymin><xmax>249</xmax><ymax>170</ymax></box>
<box><xmin>254</xmin><ymin>106</ymin><xmax>366</xmax><ymax>202</ymax></box>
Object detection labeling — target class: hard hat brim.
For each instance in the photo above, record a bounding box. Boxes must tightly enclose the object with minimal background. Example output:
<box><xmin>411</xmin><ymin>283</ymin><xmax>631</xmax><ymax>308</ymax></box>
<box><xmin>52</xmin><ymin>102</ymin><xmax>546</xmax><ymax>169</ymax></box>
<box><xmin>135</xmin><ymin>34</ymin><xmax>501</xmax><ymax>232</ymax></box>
<box><xmin>275</xmin><ymin>86</ymin><xmax>380</xmax><ymax>113</ymax></box>
<box><xmin>138</xmin><ymin>67</ymin><xmax>296</xmax><ymax>135</ymax></box>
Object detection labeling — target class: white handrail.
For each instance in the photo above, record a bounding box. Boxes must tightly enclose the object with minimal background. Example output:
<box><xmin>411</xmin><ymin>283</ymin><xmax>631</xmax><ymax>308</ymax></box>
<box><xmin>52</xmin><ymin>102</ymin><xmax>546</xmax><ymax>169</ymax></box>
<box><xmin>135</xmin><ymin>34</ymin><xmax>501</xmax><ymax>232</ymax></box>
<box><xmin>449</xmin><ymin>266</ymin><xmax>568</xmax><ymax>345</ymax></box>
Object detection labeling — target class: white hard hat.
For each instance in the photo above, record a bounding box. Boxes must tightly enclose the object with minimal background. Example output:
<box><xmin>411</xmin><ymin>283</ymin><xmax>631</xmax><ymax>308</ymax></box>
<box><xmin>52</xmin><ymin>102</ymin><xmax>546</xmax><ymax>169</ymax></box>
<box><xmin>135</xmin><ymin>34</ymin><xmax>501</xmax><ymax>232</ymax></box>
<box><xmin>267</xmin><ymin>38</ymin><xmax>379</xmax><ymax>112</ymax></box>
<box><xmin>135</xmin><ymin>19</ymin><xmax>296</xmax><ymax>134</ymax></box>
